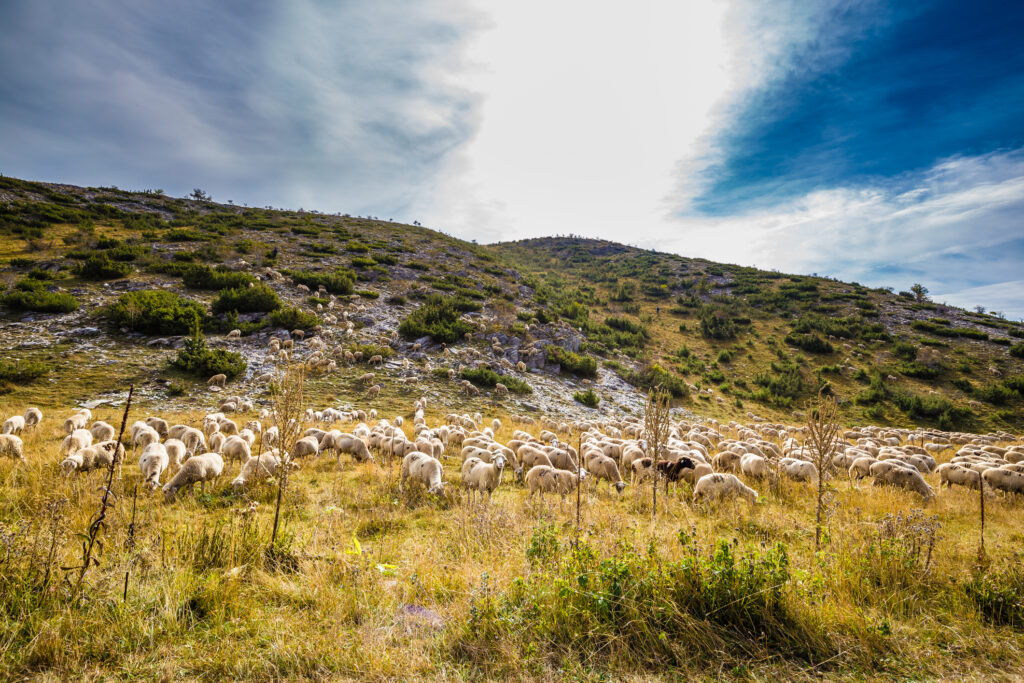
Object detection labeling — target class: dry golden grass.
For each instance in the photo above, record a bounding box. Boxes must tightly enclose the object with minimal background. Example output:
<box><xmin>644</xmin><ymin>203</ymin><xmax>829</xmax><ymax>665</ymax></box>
<box><xmin>0</xmin><ymin>399</ymin><xmax>1022</xmax><ymax>680</ymax></box>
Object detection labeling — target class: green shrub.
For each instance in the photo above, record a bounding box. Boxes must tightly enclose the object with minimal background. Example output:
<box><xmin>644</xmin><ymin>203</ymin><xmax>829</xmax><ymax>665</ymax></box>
<box><xmin>286</xmin><ymin>268</ymin><xmax>355</xmax><ymax>295</ymax></box>
<box><xmin>181</xmin><ymin>264</ymin><xmax>256</xmax><ymax>290</ymax></box>
<box><xmin>573</xmin><ymin>388</ymin><xmax>600</xmax><ymax>408</ymax></box>
<box><xmin>976</xmin><ymin>383</ymin><xmax>1014</xmax><ymax>406</ymax></box>
<box><xmin>351</xmin><ymin>256</ymin><xmax>376</xmax><ymax>268</ymax></box>
<box><xmin>625</xmin><ymin>363</ymin><xmax>689</xmax><ymax>398</ymax></box>
<box><xmin>460</xmin><ymin>367</ymin><xmax>532</xmax><ymax>394</ymax></box>
<box><xmin>171</xmin><ymin>327</ymin><xmax>246</xmax><ymax>379</ymax></box>
<box><xmin>899</xmin><ymin>361</ymin><xmax>942</xmax><ymax>379</ymax></box>
<box><xmin>105</xmin><ymin>290</ymin><xmax>206</xmax><ymax>335</ymax></box>
<box><xmin>892</xmin><ymin>341</ymin><xmax>918</xmax><ymax>361</ymax></box>
<box><xmin>1</xmin><ymin>289</ymin><xmax>79</xmax><ymax>313</ymax></box>
<box><xmin>545</xmin><ymin>345</ymin><xmax>598</xmax><ymax>378</ymax></box>
<box><xmin>784</xmin><ymin>333</ymin><xmax>834</xmax><ymax>354</ymax></box>
<box><xmin>700</xmin><ymin>314</ymin><xmax>738</xmax><ymax>340</ymax></box>
<box><xmin>268</xmin><ymin>306</ymin><xmax>319</xmax><ymax>330</ymax></box>
<box><xmin>1010</xmin><ymin>342</ymin><xmax>1024</xmax><ymax>359</ymax></box>
<box><xmin>964</xmin><ymin>566</ymin><xmax>1024</xmax><ymax>628</ymax></box>
<box><xmin>74</xmin><ymin>252</ymin><xmax>133</xmax><ymax>280</ymax></box>
<box><xmin>398</xmin><ymin>294</ymin><xmax>473</xmax><ymax>343</ymax></box>
<box><xmin>386</xmin><ymin>294</ymin><xmax>408</xmax><ymax>305</ymax></box>
<box><xmin>0</xmin><ymin>359</ymin><xmax>52</xmax><ymax>384</ymax></box>
<box><xmin>716</xmin><ymin>349</ymin><xmax>733</xmax><ymax>364</ymax></box>
<box><xmin>355</xmin><ymin>289</ymin><xmax>380</xmax><ymax>299</ymax></box>
<box><xmin>211</xmin><ymin>284</ymin><xmax>281</xmax><ymax>314</ymax></box>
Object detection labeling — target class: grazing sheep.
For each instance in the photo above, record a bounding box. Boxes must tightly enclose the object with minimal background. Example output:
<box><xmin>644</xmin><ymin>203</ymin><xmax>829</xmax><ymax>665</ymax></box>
<box><xmin>208</xmin><ymin>374</ymin><xmax>227</xmax><ymax>388</ymax></box>
<box><xmin>937</xmin><ymin>463</ymin><xmax>983</xmax><ymax>491</ymax></box>
<box><xmin>981</xmin><ymin>468</ymin><xmax>1024</xmax><ymax>495</ymax></box>
<box><xmin>138</xmin><ymin>443</ymin><xmax>169</xmax><ymax>490</ymax></box>
<box><xmin>366</xmin><ymin>384</ymin><xmax>381</xmax><ymax>399</ymax></box>
<box><xmin>145</xmin><ymin>416</ymin><xmax>170</xmax><ymax>439</ymax></box>
<box><xmin>63</xmin><ymin>413</ymin><xmax>89</xmax><ymax>434</ymax></box>
<box><xmin>0</xmin><ymin>434</ymin><xmax>24</xmax><ymax>460</ymax></box>
<box><xmin>231</xmin><ymin>452</ymin><xmax>282</xmax><ymax>490</ymax></box>
<box><xmin>132</xmin><ymin>425</ymin><xmax>160</xmax><ymax>457</ymax></box>
<box><xmin>163</xmin><ymin>452</ymin><xmax>225</xmax><ymax>501</ymax></box>
<box><xmin>693</xmin><ymin>473</ymin><xmax>758</xmax><ymax>504</ymax></box>
<box><xmin>180</xmin><ymin>427</ymin><xmax>206</xmax><ymax>457</ymax></box>
<box><xmin>583</xmin><ymin>451</ymin><xmax>626</xmax><ymax>493</ymax></box>
<box><xmin>2</xmin><ymin>415</ymin><xmax>25</xmax><ymax>435</ymax></box>
<box><xmin>679</xmin><ymin>461</ymin><xmax>714</xmax><ymax>486</ymax></box>
<box><xmin>518</xmin><ymin>445</ymin><xmax>554</xmax><ymax>472</ymax></box>
<box><xmin>712</xmin><ymin>450</ymin><xmax>742</xmax><ymax>473</ymax></box>
<box><xmin>780</xmin><ymin>457</ymin><xmax>818</xmax><ymax>483</ymax></box>
<box><xmin>90</xmin><ymin>421</ymin><xmax>115</xmax><ymax>442</ymax></box>
<box><xmin>525</xmin><ymin>465</ymin><xmax>587</xmax><ymax>503</ymax></box>
<box><xmin>292</xmin><ymin>436</ymin><xmax>320</xmax><ymax>459</ymax></box>
<box><xmin>61</xmin><ymin>429</ymin><xmax>93</xmax><ymax>456</ymax></box>
<box><xmin>401</xmin><ymin>451</ymin><xmax>445</xmax><ymax>494</ymax></box>
<box><xmin>208</xmin><ymin>432</ymin><xmax>226</xmax><ymax>453</ymax></box>
<box><xmin>324</xmin><ymin>432</ymin><xmax>372</xmax><ymax>464</ymax></box>
<box><xmin>848</xmin><ymin>456</ymin><xmax>878</xmax><ymax>483</ymax></box>
<box><xmin>659</xmin><ymin>457</ymin><xmax>696</xmax><ymax>492</ymax></box>
<box><xmin>165</xmin><ymin>438</ymin><xmax>187</xmax><ymax>467</ymax></box>
<box><xmin>221</xmin><ymin>435</ymin><xmax>252</xmax><ymax>466</ymax></box>
<box><xmin>24</xmin><ymin>407</ymin><xmax>42</xmax><ymax>428</ymax></box>
<box><xmin>494</xmin><ymin>383</ymin><xmax>509</xmax><ymax>397</ymax></box>
<box><xmin>227</xmin><ymin>329</ymin><xmax>242</xmax><ymax>339</ymax></box>
<box><xmin>739</xmin><ymin>453</ymin><xmax>767</xmax><ymax>479</ymax></box>
<box><xmin>872</xmin><ymin>466</ymin><xmax>934</xmax><ymax>502</ymax></box>
<box><xmin>61</xmin><ymin>444</ymin><xmax>112</xmax><ymax>475</ymax></box>
<box><xmin>461</xmin><ymin>455</ymin><xmax>507</xmax><ymax>503</ymax></box>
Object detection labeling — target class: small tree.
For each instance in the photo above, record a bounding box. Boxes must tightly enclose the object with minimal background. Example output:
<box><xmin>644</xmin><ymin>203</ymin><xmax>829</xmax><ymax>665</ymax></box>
<box><xmin>910</xmin><ymin>283</ymin><xmax>929</xmax><ymax>302</ymax></box>
<box><xmin>190</xmin><ymin>188</ymin><xmax>210</xmax><ymax>201</ymax></box>
<box><xmin>269</xmin><ymin>361</ymin><xmax>306</xmax><ymax>554</ymax></box>
<box><xmin>806</xmin><ymin>388</ymin><xmax>843</xmax><ymax>551</ymax></box>
<box><xmin>644</xmin><ymin>386</ymin><xmax>671</xmax><ymax>520</ymax></box>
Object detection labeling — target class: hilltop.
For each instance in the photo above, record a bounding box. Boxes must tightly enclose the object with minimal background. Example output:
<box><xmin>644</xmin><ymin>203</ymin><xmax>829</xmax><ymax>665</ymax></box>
<box><xmin>1</xmin><ymin>176</ymin><xmax>1023</xmax><ymax>429</ymax></box>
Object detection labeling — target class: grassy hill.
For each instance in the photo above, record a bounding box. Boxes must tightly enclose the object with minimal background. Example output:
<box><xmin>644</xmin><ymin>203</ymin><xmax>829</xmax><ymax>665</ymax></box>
<box><xmin>5</xmin><ymin>174</ymin><xmax>1021</xmax><ymax>430</ymax></box>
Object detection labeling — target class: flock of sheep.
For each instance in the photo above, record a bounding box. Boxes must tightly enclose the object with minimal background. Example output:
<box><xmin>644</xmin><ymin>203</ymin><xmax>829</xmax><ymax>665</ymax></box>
<box><xmin>3</xmin><ymin>397</ymin><xmax>1023</xmax><ymax>511</ymax></box>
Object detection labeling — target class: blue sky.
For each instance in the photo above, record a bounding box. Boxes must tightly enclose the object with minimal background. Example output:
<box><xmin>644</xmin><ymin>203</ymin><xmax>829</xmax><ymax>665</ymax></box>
<box><xmin>1</xmin><ymin>0</ymin><xmax>1023</xmax><ymax>316</ymax></box>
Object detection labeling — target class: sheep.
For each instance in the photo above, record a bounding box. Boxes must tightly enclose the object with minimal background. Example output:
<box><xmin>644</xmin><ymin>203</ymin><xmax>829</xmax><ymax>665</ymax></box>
<box><xmin>848</xmin><ymin>456</ymin><xmax>878</xmax><ymax>483</ymax></box>
<box><xmin>518</xmin><ymin>445</ymin><xmax>554</xmax><ymax>472</ymax></box>
<box><xmin>61</xmin><ymin>429</ymin><xmax>93</xmax><ymax>456</ymax></box>
<box><xmin>163</xmin><ymin>452</ymin><xmax>225</xmax><ymax>501</ymax></box>
<box><xmin>0</xmin><ymin>434</ymin><xmax>24</xmax><ymax>460</ymax></box>
<box><xmin>659</xmin><ymin>457</ymin><xmax>696</xmax><ymax>493</ymax></box>
<box><xmin>145</xmin><ymin>416</ymin><xmax>170</xmax><ymax>439</ymax></box>
<box><xmin>872</xmin><ymin>466</ymin><xmax>935</xmax><ymax>502</ymax></box>
<box><xmin>221</xmin><ymin>435</ymin><xmax>252</xmax><ymax>466</ymax></box>
<box><xmin>780</xmin><ymin>457</ymin><xmax>818</xmax><ymax>483</ymax></box>
<box><xmin>936</xmin><ymin>463</ymin><xmax>983</xmax><ymax>491</ymax></box>
<box><xmin>231</xmin><ymin>452</ymin><xmax>282</xmax><ymax>490</ymax></box>
<box><xmin>366</xmin><ymin>384</ymin><xmax>381</xmax><ymax>399</ymax></box>
<box><xmin>739</xmin><ymin>453</ymin><xmax>767</xmax><ymax>479</ymax></box>
<box><xmin>981</xmin><ymin>468</ymin><xmax>1024</xmax><ymax>495</ymax></box>
<box><xmin>401</xmin><ymin>451</ymin><xmax>445</xmax><ymax>494</ymax></box>
<box><xmin>61</xmin><ymin>444</ymin><xmax>112</xmax><ymax>475</ymax></box>
<box><xmin>208</xmin><ymin>432</ymin><xmax>226</xmax><ymax>453</ymax></box>
<box><xmin>180</xmin><ymin>427</ymin><xmax>206</xmax><ymax>457</ymax></box>
<box><xmin>90</xmin><ymin>421</ymin><xmax>115</xmax><ymax>442</ymax></box>
<box><xmin>262</xmin><ymin>426</ymin><xmax>279</xmax><ymax>449</ymax></box>
<box><xmin>525</xmin><ymin>465</ymin><xmax>587</xmax><ymax>503</ymax></box>
<box><xmin>693</xmin><ymin>473</ymin><xmax>758</xmax><ymax>504</ymax></box>
<box><xmin>494</xmin><ymin>383</ymin><xmax>509</xmax><ymax>397</ymax></box>
<box><xmin>24</xmin><ymin>407</ymin><xmax>42</xmax><ymax>428</ymax></box>
<box><xmin>712</xmin><ymin>450</ymin><xmax>742</xmax><ymax>473</ymax></box>
<box><xmin>227</xmin><ymin>329</ymin><xmax>242</xmax><ymax>339</ymax></box>
<box><xmin>583</xmin><ymin>451</ymin><xmax>626</xmax><ymax>493</ymax></box>
<box><xmin>324</xmin><ymin>432</ymin><xmax>373</xmax><ymax>464</ymax></box>
<box><xmin>138</xmin><ymin>443</ymin><xmax>170</xmax><ymax>490</ymax></box>
<box><xmin>208</xmin><ymin>374</ymin><xmax>227</xmax><ymax>388</ymax></box>
<box><xmin>2</xmin><ymin>415</ymin><xmax>25</xmax><ymax>435</ymax></box>
<box><xmin>132</xmin><ymin>425</ymin><xmax>160</xmax><ymax>457</ymax></box>
<box><xmin>63</xmin><ymin>413</ymin><xmax>89</xmax><ymax>434</ymax></box>
<box><xmin>165</xmin><ymin>438</ymin><xmax>187</xmax><ymax>467</ymax></box>
<box><xmin>292</xmin><ymin>436</ymin><xmax>320</xmax><ymax>459</ymax></box>
<box><xmin>461</xmin><ymin>454</ymin><xmax>507</xmax><ymax>503</ymax></box>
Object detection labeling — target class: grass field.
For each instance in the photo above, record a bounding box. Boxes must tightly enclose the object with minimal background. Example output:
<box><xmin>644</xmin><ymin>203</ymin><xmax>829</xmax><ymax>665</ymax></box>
<box><xmin>1</xmin><ymin>397</ymin><xmax>1022</xmax><ymax>681</ymax></box>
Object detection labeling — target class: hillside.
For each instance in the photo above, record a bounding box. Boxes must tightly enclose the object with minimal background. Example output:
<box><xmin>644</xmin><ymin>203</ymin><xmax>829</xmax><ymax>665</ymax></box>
<box><xmin>2</xmin><ymin>176</ymin><xmax>1023</xmax><ymax>430</ymax></box>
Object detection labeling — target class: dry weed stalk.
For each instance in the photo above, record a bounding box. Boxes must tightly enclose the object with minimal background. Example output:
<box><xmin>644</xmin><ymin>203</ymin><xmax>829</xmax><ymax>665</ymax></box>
<box><xmin>644</xmin><ymin>387</ymin><xmax>671</xmax><ymax>521</ymax></box>
<box><xmin>806</xmin><ymin>388</ymin><xmax>842</xmax><ymax>552</ymax></box>
<box><xmin>270</xmin><ymin>362</ymin><xmax>306</xmax><ymax>550</ymax></box>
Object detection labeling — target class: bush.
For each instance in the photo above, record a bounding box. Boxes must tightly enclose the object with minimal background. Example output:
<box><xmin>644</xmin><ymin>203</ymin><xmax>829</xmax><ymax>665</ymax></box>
<box><xmin>0</xmin><ymin>359</ymin><xmax>51</xmax><ymax>384</ymax></box>
<box><xmin>700</xmin><ymin>314</ymin><xmax>737</xmax><ymax>340</ymax></box>
<box><xmin>181</xmin><ymin>264</ymin><xmax>256</xmax><ymax>290</ymax></box>
<box><xmin>211</xmin><ymin>284</ymin><xmax>281</xmax><ymax>314</ymax></box>
<box><xmin>105</xmin><ymin>290</ymin><xmax>207</xmax><ymax>335</ymax></box>
<box><xmin>545</xmin><ymin>345</ymin><xmax>598</xmax><ymax>378</ymax></box>
<box><xmin>573</xmin><ymin>388</ymin><xmax>600</xmax><ymax>408</ymax></box>
<box><xmin>1011</xmin><ymin>342</ymin><xmax>1024</xmax><ymax>359</ymax></box>
<box><xmin>1</xmin><ymin>289</ymin><xmax>78</xmax><ymax>313</ymax></box>
<box><xmin>74</xmin><ymin>252</ymin><xmax>133</xmax><ymax>280</ymax></box>
<box><xmin>625</xmin><ymin>363</ymin><xmax>689</xmax><ymax>398</ymax></box>
<box><xmin>460</xmin><ymin>367</ymin><xmax>532</xmax><ymax>394</ymax></box>
<box><xmin>386</xmin><ymin>294</ymin><xmax>408</xmax><ymax>306</ymax></box>
<box><xmin>171</xmin><ymin>327</ymin><xmax>246</xmax><ymax>379</ymax></box>
<box><xmin>784</xmin><ymin>333</ymin><xmax>834</xmax><ymax>354</ymax></box>
<box><xmin>976</xmin><ymin>383</ymin><xmax>1014</xmax><ymax>406</ymax></box>
<box><xmin>398</xmin><ymin>294</ymin><xmax>473</xmax><ymax>343</ymax></box>
<box><xmin>268</xmin><ymin>306</ymin><xmax>319</xmax><ymax>330</ymax></box>
<box><xmin>899</xmin><ymin>361</ymin><xmax>942</xmax><ymax>379</ymax></box>
<box><xmin>892</xmin><ymin>341</ymin><xmax>918</xmax><ymax>361</ymax></box>
<box><xmin>965</xmin><ymin>567</ymin><xmax>1024</xmax><ymax>628</ymax></box>
<box><xmin>286</xmin><ymin>268</ymin><xmax>356</xmax><ymax>295</ymax></box>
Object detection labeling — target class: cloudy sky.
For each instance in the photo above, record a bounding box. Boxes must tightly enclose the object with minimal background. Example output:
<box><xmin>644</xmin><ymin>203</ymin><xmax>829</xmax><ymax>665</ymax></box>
<box><xmin>2</xmin><ymin>1</ymin><xmax>1023</xmax><ymax>316</ymax></box>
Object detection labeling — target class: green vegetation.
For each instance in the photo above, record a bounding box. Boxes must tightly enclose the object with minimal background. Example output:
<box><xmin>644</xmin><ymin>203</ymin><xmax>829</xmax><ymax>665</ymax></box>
<box><xmin>1</xmin><ymin>286</ymin><xmax>78</xmax><ymax>313</ymax></box>
<box><xmin>171</xmin><ymin>326</ymin><xmax>246</xmax><ymax>379</ymax></box>
<box><xmin>181</xmin><ymin>264</ymin><xmax>256</xmax><ymax>290</ymax></box>
<box><xmin>73</xmin><ymin>252</ymin><xmax>133</xmax><ymax>280</ymax></box>
<box><xmin>544</xmin><ymin>345</ymin><xmax>598</xmax><ymax>378</ymax></box>
<box><xmin>573</xmin><ymin>388</ymin><xmax>600</xmax><ymax>407</ymax></box>
<box><xmin>398</xmin><ymin>294</ymin><xmax>473</xmax><ymax>344</ymax></box>
<box><xmin>268</xmin><ymin>306</ymin><xmax>319</xmax><ymax>330</ymax></box>
<box><xmin>459</xmin><ymin>367</ymin><xmax>532</xmax><ymax>395</ymax></box>
<box><xmin>211</xmin><ymin>284</ymin><xmax>281</xmax><ymax>314</ymax></box>
<box><xmin>104</xmin><ymin>290</ymin><xmax>206</xmax><ymax>335</ymax></box>
<box><xmin>286</xmin><ymin>268</ymin><xmax>356</xmax><ymax>295</ymax></box>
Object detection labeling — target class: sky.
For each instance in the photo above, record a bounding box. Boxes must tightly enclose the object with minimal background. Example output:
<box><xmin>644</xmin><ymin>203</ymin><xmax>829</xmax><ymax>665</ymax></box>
<box><xmin>2</xmin><ymin>0</ymin><xmax>1023</xmax><ymax>316</ymax></box>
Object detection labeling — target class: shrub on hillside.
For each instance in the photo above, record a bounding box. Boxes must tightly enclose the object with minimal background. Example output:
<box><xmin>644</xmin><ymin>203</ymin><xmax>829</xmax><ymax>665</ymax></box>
<box><xmin>1011</xmin><ymin>342</ymin><xmax>1024</xmax><ymax>359</ymax></box>
<box><xmin>171</xmin><ymin>327</ymin><xmax>246</xmax><ymax>379</ymax></box>
<box><xmin>784</xmin><ymin>333</ymin><xmax>834</xmax><ymax>354</ymax></box>
<box><xmin>545</xmin><ymin>345</ymin><xmax>598</xmax><ymax>378</ymax></box>
<box><xmin>1</xmin><ymin>289</ymin><xmax>79</xmax><ymax>313</ymax></box>
<box><xmin>105</xmin><ymin>290</ymin><xmax>206</xmax><ymax>335</ymax></box>
<box><xmin>573</xmin><ymin>388</ymin><xmax>600</xmax><ymax>408</ymax></box>
<box><xmin>74</xmin><ymin>252</ymin><xmax>133</xmax><ymax>280</ymax></box>
<box><xmin>286</xmin><ymin>268</ymin><xmax>355</xmax><ymax>295</ymax></box>
<box><xmin>268</xmin><ymin>306</ymin><xmax>319</xmax><ymax>330</ymax></box>
<box><xmin>398</xmin><ymin>294</ymin><xmax>473</xmax><ymax>343</ymax></box>
<box><xmin>181</xmin><ymin>264</ymin><xmax>256</xmax><ymax>290</ymax></box>
<box><xmin>460</xmin><ymin>367</ymin><xmax>532</xmax><ymax>394</ymax></box>
<box><xmin>211</xmin><ymin>284</ymin><xmax>281</xmax><ymax>314</ymax></box>
<box><xmin>624</xmin><ymin>363</ymin><xmax>689</xmax><ymax>398</ymax></box>
<box><xmin>892</xmin><ymin>341</ymin><xmax>918</xmax><ymax>361</ymax></box>
<box><xmin>700</xmin><ymin>314</ymin><xmax>738</xmax><ymax>340</ymax></box>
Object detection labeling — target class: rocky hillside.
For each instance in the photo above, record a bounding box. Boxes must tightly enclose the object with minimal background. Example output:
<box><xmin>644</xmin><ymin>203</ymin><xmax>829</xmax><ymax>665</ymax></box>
<box><xmin>1</xmin><ymin>176</ymin><xmax>1023</xmax><ymax>429</ymax></box>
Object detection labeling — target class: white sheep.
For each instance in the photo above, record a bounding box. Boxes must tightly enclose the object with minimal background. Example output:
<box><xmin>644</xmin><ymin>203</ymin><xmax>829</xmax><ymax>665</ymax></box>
<box><xmin>221</xmin><ymin>435</ymin><xmax>252</xmax><ymax>466</ymax></box>
<box><xmin>401</xmin><ymin>451</ymin><xmax>445</xmax><ymax>494</ymax></box>
<box><xmin>872</xmin><ymin>466</ymin><xmax>934</xmax><ymax>502</ymax></box>
<box><xmin>0</xmin><ymin>434</ymin><xmax>24</xmax><ymax>460</ymax></box>
<box><xmin>2</xmin><ymin>415</ymin><xmax>25</xmax><ymax>435</ymax></box>
<box><xmin>61</xmin><ymin>428</ymin><xmax>93</xmax><ymax>456</ymax></box>
<box><xmin>693</xmin><ymin>473</ymin><xmax>758</xmax><ymax>504</ymax></box>
<box><xmin>63</xmin><ymin>412</ymin><xmax>89</xmax><ymax>434</ymax></box>
<box><xmin>780</xmin><ymin>457</ymin><xmax>818</xmax><ymax>483</ymax></box>
<box><xmin>90</xmin><ymin>421</ymin><xmax>115</xmax><ymax>442</ymax></box>
<box><xmin>324</xmin><ymin>432</ymin><xmax>373</xmax><ymax>464</ymax></box>
<box><xmin>132</xmin><ymin>425</ymin><xmax>160</xmax><ymax>457</ymax></box>
<box><xmin>165</xmin><ymin>438</ymin><xmax>187</xmax><ymax>467</ymax></box>
<box><xmin>163</xmin><ymin>452</ymin><xmax>224</xmax><ymax>501</ymax></box>
<box><xmin>981</xmin><ymin>468</ymin><xmax>1024</xmax><ymax>495</ymax></box>
<box><xmin>61</xmin><ymin>444</ymin><xmax>113</xmax><ymax>476</ymax></box>
<box><xmin>461</xmin><ymin>454</ymin><xmax>507</xmax><ymax>503</ymax></box>
<box><xmin>525</xmin><ymin>464</ymin><xmax>587</xmax><ymax>503</ymax></box>
<box><xmin>231</xmin><ymin>452</ymin><xmax>281</xmax><ymax>490</ymax></box>
<box><xmin>292</xmin><ymin>436</ymin><xmax>320</xmax><ymax>459</ymax></box>
<box><xmin>583</xmin><ymin>451</ymin><xmax>626</xmax><ymax>493</ymax></box>
<box><xmin>145</xmin><ymin>416</ymin><xmax>170</xmax><ymax>438</ymax></box>
<box><xmin>739</xmin><ymin>453</ymin><xmax>767</xmax><ymax>479</ymax></box>
<box><xmin>208</xmin><ymin>373</ymin><xmax>227</xmax><ymax>388</ymax></box>
<box><xmin>138</xmin><ymin>442</ymin><xmax>169</xmax><ymax>490</ymax></box>
<box><xmin>24</xmin><ymin>407</ymin><xmax>42</xmax><ymax>428</ymax></box>
<box><xmin>180</xmin><ymin>427</ymin><xmax>206</xmax><ymax>457</ymax></box>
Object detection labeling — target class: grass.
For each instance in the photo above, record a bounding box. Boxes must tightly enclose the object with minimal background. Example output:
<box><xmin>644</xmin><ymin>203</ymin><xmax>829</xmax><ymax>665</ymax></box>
<box><xmin>0</xmin><ymin>401</ymin><xmax>1023</xmax><ymax>679</ymax></box>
